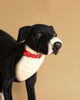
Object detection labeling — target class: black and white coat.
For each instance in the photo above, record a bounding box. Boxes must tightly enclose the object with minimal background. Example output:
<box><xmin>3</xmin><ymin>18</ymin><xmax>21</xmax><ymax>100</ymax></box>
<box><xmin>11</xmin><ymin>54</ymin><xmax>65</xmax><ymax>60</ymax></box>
<box><xmin>0</xmin><ymin>24</ymin><xmax>62</xmax><ymax>100</ymax></box>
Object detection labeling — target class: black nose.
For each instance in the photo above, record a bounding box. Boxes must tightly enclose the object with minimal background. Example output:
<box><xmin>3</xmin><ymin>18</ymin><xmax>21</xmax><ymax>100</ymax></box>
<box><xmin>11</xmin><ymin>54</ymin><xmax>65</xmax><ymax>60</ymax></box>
<box><xmin>54</xmin><ymin>42</ymin><xmax>62</xmax><ymax>50</ymax></box>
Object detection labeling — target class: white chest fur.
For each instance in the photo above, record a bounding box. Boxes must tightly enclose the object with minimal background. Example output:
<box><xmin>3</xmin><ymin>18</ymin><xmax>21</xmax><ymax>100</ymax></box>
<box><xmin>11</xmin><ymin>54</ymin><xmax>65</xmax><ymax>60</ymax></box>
<box><xmin>15</xmin><ymin>45</ymin><xmax>45</xmax><ymax>81</ymax></box>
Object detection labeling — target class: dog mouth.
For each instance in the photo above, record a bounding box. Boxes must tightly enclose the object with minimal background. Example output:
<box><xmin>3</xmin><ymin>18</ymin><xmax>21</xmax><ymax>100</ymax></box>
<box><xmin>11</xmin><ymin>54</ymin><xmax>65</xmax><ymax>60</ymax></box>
<box><xmin>48</xmin><ymin>42</ymin><xmax>62</xmax><ymax>55</ymax></box>
<box><xmin>48</xmin><ymin>47</ymin><xmax>59</xmax><ymax>55</ymax></box>
<box><xmin>53</xmin><ymin>48</ymin><xmax>59</xmax><ymax>55</ymax></box>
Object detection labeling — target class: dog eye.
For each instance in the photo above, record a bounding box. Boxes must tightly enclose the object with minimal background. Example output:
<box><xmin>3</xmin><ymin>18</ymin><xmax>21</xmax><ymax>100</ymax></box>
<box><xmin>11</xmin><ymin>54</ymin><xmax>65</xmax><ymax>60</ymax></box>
<box><xmin>36</xmin><ymin>33</ymin><xmax>42</xmax><ymax>39</ymax></box>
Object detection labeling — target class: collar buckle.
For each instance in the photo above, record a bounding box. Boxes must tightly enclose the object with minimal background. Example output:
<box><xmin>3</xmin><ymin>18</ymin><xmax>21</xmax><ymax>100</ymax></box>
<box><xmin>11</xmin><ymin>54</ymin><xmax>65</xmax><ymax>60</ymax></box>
<box><xmin>37</xmin><ymin>54</ymin><xmax>39</xmax><ymax>58</ymax></box>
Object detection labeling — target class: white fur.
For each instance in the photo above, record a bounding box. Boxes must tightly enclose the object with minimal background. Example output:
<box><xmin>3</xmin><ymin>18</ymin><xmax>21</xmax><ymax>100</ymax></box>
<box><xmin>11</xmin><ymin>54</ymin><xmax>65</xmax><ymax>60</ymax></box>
<box><xmin>48</xmin><ymin>37</ymin><xmax>62</xmax><ymax>54</ymax></box>
<box><xmin>15</xmin><ymin>45</ymin><xmax>45</xmax><ymax>81</ymax></box>
<box><xmin>0</xmin><ymin>93</ymin><xmax>4</xmax><ymax>100</ymax></box>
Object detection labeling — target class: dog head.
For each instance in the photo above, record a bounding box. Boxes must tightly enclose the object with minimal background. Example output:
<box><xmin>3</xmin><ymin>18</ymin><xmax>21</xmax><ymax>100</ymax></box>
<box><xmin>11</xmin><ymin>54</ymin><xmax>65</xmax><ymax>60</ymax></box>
<box><xmin>17</xmin><ymin>24</ymin><xmax>62</xmax><ymax>55</ymax></box>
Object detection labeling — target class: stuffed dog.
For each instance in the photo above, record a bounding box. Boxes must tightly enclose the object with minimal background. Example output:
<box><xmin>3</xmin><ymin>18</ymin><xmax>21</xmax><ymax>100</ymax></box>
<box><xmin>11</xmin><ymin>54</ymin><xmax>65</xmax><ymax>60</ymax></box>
<box><xmin>0</xmin><ymin>24</ymin><xmax>62</xmax><ymax>100</ymax></box>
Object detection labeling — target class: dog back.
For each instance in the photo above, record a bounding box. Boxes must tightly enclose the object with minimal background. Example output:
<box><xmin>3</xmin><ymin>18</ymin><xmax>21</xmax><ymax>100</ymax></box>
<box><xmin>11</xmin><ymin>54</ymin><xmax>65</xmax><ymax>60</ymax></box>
<box><xmin>0</xmin><ymin>30</ymin><xmax>16</xmax><ymax>64</ymax></box>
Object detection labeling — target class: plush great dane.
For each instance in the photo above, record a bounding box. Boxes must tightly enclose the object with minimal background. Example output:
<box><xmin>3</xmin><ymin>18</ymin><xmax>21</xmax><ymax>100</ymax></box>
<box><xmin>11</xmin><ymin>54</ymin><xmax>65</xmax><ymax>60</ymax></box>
<box><xmin>0</xmin><ymin>24</ymin><xmax>62</xmax><ymax>100</ymax></box>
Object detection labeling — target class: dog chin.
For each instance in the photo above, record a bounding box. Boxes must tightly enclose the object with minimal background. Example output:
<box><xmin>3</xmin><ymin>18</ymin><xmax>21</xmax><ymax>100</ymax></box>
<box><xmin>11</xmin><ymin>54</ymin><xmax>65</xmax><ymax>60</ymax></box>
<box><xmin>47</xmin><ymin>50</ymin><xmax>59</xmax><ymax>55</ymax></box>
<box><xmin>47</xmin><ymin>48</ymin><xmax>58</xmax><ymax>55</ymax></box>
<box><xmin>53</xmin><ymin>51</ymin><xmax>59</xmax><ymax>55</ymax></box>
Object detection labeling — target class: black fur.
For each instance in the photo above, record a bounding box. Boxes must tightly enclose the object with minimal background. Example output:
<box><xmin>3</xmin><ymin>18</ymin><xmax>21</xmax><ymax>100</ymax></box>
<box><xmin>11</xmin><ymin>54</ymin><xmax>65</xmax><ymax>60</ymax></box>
<box><xmin>0</xmin><ymin>24</ymin><xmax>59</xmax><ymax>100</ymax></box>
<box><xmin>20</xmin><ymin>24</ymin><xmax>57</xmax><ymax>54</ymax></box>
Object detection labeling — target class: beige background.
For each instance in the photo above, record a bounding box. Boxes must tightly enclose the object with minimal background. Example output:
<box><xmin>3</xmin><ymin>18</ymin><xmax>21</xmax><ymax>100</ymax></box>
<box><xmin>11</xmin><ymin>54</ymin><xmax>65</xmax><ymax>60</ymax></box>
<box><xmin>0</xmin><ymin>0</ymin><xmax>80</xmax><ymax>100</ymax></box>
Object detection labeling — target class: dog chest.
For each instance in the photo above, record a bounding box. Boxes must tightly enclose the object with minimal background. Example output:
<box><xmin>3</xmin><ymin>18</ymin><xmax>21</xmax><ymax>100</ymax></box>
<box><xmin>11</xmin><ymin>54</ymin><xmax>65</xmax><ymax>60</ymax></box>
<box><xmin>15</xmin><ymin>55</ymin><xmax>45</xmax><ymax>81</ymax></box>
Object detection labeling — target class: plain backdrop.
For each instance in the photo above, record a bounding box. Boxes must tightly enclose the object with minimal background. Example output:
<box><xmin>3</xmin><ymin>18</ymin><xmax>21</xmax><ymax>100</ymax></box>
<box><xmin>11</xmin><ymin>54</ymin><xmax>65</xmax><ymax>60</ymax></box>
<box><xmin>0</xmin><ymin>0</ymin><xmax>80</xmax><ymax>100</ymax></box>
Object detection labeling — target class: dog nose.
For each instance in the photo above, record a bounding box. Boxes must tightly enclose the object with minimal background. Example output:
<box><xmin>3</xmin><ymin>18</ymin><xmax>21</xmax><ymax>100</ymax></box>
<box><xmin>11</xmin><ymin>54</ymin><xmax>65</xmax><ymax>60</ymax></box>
<box><xmin>54</xmin><ymin>42</ymin><xmax>62</xmax><ymax>50</ymax></box>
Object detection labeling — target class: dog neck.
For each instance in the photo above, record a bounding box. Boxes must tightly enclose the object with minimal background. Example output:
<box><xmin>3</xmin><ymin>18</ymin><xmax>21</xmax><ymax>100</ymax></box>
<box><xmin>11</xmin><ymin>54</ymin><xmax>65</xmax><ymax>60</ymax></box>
<box><xmin>16</xmin><ymin>45</ymin><xmax>45</xmax><ymax>81</ymax></box>
<box><xmin>25</xmin><ymin>45</ymin><xmax>41</xmax><ymax>55</ymax></box>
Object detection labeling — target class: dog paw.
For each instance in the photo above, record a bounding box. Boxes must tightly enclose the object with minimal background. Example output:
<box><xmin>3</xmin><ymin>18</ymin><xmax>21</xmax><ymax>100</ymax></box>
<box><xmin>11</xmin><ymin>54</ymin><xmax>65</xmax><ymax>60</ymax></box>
<box><xmin>0</xmin><ymin>93</ymin><xmax>4</xmax><ymax>100</ymax></box>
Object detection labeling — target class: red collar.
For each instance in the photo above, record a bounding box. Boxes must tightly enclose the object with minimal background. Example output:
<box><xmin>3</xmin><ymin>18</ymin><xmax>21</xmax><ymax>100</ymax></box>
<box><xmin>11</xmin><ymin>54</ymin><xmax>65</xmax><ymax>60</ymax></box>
<box><xmin>23</xmin><ymin>48</ymin><xmax>42</xmax><ymax>59</ymax></box>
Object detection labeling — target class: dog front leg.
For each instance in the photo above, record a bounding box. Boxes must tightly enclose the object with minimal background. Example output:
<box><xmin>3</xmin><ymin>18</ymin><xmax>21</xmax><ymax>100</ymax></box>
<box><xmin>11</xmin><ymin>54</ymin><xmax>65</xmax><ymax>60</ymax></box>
<box><xmin>3</xmin><ymin>79</ymin><xmax>13</xmax><ymax>100</ymax></box>
<box><xmin>25</xmin><ymin>73</ymin><xmax>37</xmax><ymax>100</ymax></box>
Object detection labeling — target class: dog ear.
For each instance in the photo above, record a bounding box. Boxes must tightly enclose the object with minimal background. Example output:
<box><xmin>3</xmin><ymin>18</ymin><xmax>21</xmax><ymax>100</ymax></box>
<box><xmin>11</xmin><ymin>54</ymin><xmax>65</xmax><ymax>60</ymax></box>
<box><xmin>49</xmin><ymin>26</ymin><xmax>56</xmax><ymax>33</ymax></box>
<box><xmin>49</xmin><ymin>26</ymin><xmax>54</xmax><ymax>30</ymax></box>
<box><xmin>17</xmin><ymin>26</ymin><xmax>32</xmax><ymax>42</ymax></box>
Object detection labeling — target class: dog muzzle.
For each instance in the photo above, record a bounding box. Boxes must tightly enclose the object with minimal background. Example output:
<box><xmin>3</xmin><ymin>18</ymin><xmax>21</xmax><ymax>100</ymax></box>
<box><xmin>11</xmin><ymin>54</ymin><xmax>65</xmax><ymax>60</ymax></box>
<box><xmin>48</xmin><ymin>37</ymin><xmax>62</xmax><ymax>55</ymax></box>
